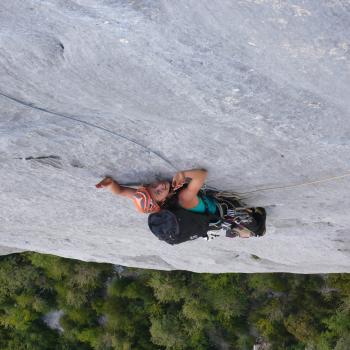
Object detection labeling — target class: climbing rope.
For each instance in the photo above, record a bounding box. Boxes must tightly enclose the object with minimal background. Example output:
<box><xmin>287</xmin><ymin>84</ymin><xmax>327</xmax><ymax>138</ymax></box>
<box><xmin>2</xmin><ymin>90</ymin><xmax>350</xmax><ymax>196</ymax></box>
<box><xmin>203</xmin><ymin>171</ymin><xmax>350</xmax><ymax>199</ymax></box>
<box><xmin>238</xmin><ymin>171</ymin><xmax>350</xmax><ymax>195</ymax></box>
<box><xmin>0</xmin><ymin>91</ymin><xmax>178</xmax><ymax>171</ymax></box>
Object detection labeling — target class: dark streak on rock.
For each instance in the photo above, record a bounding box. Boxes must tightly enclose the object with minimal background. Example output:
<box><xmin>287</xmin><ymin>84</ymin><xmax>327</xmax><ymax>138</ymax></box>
<box><xmin>24</xmin><ymin>155</ymin><xmax>61</xmax><ymax>160</ymax></box>
<box><xmin>70</xmin><ymin>160</ymin><xmax>84</xmax><ymax>168</ymax></box>
<box><xmin>251</xmin><ymin>254</ymin><xmax>261</xmax><ymax>260</ymax></box>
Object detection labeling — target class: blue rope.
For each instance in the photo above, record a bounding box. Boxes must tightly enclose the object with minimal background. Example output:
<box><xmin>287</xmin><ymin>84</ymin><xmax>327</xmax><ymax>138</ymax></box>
<box><xmin>0</xmin><ymin>91</ymin><xmax>178</xmax><ymax>171</ymax></box>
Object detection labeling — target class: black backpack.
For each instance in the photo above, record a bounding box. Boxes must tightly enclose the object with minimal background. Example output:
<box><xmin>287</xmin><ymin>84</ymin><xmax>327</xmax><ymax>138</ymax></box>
<box><xmin>148</xmin><ymin>189</ymin><xmax>222</xmax><ymax>245</ymax></box>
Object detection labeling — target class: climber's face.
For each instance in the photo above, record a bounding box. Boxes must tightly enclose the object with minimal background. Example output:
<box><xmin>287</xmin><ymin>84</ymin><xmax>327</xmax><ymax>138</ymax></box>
<box><xmin>147</xmin><ymin>180</ymin><xmax>170</xmax><ymax>203</ymax></box>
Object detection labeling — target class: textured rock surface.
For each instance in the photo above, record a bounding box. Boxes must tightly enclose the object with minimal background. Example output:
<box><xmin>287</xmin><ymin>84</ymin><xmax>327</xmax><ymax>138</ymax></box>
<box><xmin>1</xmin><ymin>0</ymin><xmax>350</xmax><ymax>272</ymax></box>
<box><xmin>42</xmin><ymin>310</ymin><xmax>64</xmax><ymax>333</ymax></box>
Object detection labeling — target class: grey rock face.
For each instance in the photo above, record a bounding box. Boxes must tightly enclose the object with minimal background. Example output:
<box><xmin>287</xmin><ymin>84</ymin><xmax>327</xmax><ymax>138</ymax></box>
<box><xmin>1</xmin><ymin>0</ymin><xmax>350</xmax><ymax>272</ymax></box>
<box><xmin>42</xmin><ymin>310</ymin><xmax>64</xmax><ymax>333</ymax></box>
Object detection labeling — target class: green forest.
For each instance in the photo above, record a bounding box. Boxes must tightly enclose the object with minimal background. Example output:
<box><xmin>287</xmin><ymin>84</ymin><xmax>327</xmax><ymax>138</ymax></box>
<box><xmin>0</xmin><ymin>252</ymin><xmax>349</xmax><ymax>350</ymax></box>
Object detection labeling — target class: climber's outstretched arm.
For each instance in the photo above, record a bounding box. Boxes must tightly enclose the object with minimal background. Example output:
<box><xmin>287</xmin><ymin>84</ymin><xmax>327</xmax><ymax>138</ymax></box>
<box><xmin>96</xmin><ymin>177</ymin><xmax>137</xmax><ymax>199</ymax></box>
<box><xmin>110</xmin><ymin>182</ymin><xmax>137</xmax><ymax>199</ymax></box>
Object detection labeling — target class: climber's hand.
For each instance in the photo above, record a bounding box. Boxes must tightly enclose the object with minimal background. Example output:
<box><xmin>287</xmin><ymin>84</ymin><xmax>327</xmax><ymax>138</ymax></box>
<box><xmin>172</xmin><ymin>171</ymin><xmax>186</xmax><ymax>190</ymax></box>
<box><xmin>96</xmin><ymin>177</ymin><xmax>114</xmax><ymax>189</ymax></box>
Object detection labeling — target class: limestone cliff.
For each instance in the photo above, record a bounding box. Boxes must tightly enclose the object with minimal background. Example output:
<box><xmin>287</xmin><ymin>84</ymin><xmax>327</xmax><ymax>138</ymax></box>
<box><xmin>1</xmin><ymin>0</ymin><xmax>350</xmax><ymax>272</ymax></box>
